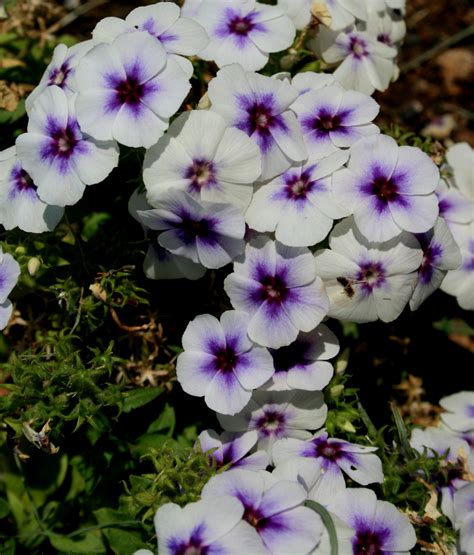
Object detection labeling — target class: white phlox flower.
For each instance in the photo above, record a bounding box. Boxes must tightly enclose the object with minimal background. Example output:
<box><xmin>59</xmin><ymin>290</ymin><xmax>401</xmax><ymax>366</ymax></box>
<box><xmin>25</xmin><ymin>40</ymin><xmax>93</xmax><ymax>111</ymax></box>
<box><xmin>74</xmin><ymin>31</ymin><xmax>191</xmax><ymax>148</ymax></box>
<box><xmin>16</xmin><ymin>86</ymin><xmax>119</xmax><ymax>207</ymax></box>
<box><xmin>92</xmin><ymin>2</ymin><xmax>209</xmax><ymax>78</ymax></box>
<box><xmin>333</xmin><ymin>134</ymin><xmax>439</xmax><ymax>242</ymax></box>
<box><xmin>291</xmin><ymin>84</ymin><xmax>380</xmax><ymax>160</ymax></box>
<box><xmin>245</xmin><ymin>151</ymin><xmax>350</xmax><ymax>247</ymax></box>
<box><xmin>129</xmin><ymin>188</ymin><xmax>207</xmax><ymax>281</ymax></box>
<box><xmin>316</xmin><ymin>26</ymin><xmax>397</xmax><ymax>94</ymax></box>
<box><xmin>224</xmin><ymin>236</ymin><xmax>329</xmax><ymax>348</ymax></box>
<box><xmin>143</xmin><ymin>110</ymin><xmax>261</xmax><ymax>210</ymax></box>
<box><xmin>314</xmin><ymin>217</ymin><xmax>423</xmax><ymax>323</ymax></box>
<box><xmin>217</xmin><ymin>389</ymin><xmax>327</xmax><ymax>457</ymax></box>
<box><xmin>137</xmin><ymin>189</ymin><xmax>246</xmax><ymax>270</ymax></box>
<box><xmin>194</xmin><ymin>0</ymin><xmax>296</xmax><ymax>71</ymax></box>
<box><xmin>208</xmin><ymin>64</ymin><xmax>307</xmax><ymax>181</ymax></box>
<box><xmin>0</xmin><ymin>146</ymin><xmax>64</xmax><ymax>233</ymax></box>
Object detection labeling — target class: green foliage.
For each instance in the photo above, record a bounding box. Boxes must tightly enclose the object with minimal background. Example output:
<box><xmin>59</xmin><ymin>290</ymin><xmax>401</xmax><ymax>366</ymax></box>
<box><xmin>383</xmin><ymin>123</ymin><xmax>434</xmax><ymax>154</ymax></box>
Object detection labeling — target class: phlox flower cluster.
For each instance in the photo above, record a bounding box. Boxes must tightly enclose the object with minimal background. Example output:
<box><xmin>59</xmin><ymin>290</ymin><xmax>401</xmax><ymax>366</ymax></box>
<box><xmin>1</xmin><ymin>1</ymin><xmax>470</xmax><ymax>553</ymax></box>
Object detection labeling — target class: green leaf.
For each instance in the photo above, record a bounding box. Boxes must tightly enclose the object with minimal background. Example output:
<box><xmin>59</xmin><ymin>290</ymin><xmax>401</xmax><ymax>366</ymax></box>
<box><xmin>122</xmin><ymin>387</ymin><xmax>164</xmax><ymax>413</ymax></box>
<box><xmin>50</xmin><ymin>532</ymin><xmax>107</xmax><ymax>554</ymax></box>
<box><xmin>146</xmin><ymin>403</ymin><xmax>175</xmax><ymax>435</ymax></box>
<box><xmin>305</xmin><ymin>500</ymin><xmax>338</xmax><ymax>555</ymax></box>
<box><xmin>103</xmin><ymin>529</ymin><xmax>145</xmax><ymax>554</ymax></box>
<box><xmin>82</xmin><ymin>212</ymin><xmax>113</xmax><ymax>241</ymax></box>
<box><xmin>0</xmin><ymin>497</ymin><xmax>10</xmax><ymax>518</ymax></box>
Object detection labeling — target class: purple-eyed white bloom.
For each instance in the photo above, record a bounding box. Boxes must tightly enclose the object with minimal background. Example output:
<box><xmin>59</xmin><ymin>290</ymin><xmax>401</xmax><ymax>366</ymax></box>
<box><xmin>314</xmin><ymin>218</ymin><xmax>422</xmax><ymax>323</ymax></box>
<box><xmin>25</xmin><ymin>41</ymin><xmax>93</xmax><ymax>111</ymax></box>
<box><xmin>292</xmin><ymin>85</ymin><xmax>379</xmax><ymax>160</ymax></box>
<box><xmin>224</xmin><ymin>237</ymin><xmax>329</xmax><ymax>348</ymax></box>
<box><xmin>409</xmin><ymin>218</ymin><xmax>462</xmax><ymax>311</ymax></box>
<box><xmin>263</xmin><ymin>324</ymin><xmax>339</xmax><ymax>392</ymax></box>
<box><xmin>440</xmin><ymin>222</ymin><xmax>474</xmax><ymax>310</ymax></box>
<box><xmin>333</xmin><ymin>135</ymin><xmax>439</xmax><ymax>242</ymax></box>
<box><xmin>143</xmin><ymin>110</ymin><xmax>261</xmax><ymax>210</ymax></box>
<box><xmin>16</xmin><ymin>87</ymin><xmax>118</xmax><ymax>207</ymax></box>
<box><xmin>92</xmin><ymin>3</ymin><xmax>208</xmax><ymax>78</ymax></box>
<box><xmin>196</xmin><ymin>429</ymin><xmax>270</xmax><ymax>470</ymax></box>
<box><xmin>74</xmin><ymin>32</ymin><xmax>190</xmax><ymax>148</ymax></box>
<box><xmin>325</xmin><ymin>0</ymin><xmax>368</xmax><ymax>30</ymax></box>
<box><xmin>328</xmin><ymin>488</ymin><xmax>417</xmax><ymax>554</ymax></box>
<box><xmin>453</xmin><ymin>483</ymin><xmax>474</xmax><ymax>554</ymax></box>
<box><xmin>0</xmin><ymin>146</ymin><xmax>64</xmax><ymax>233</ymax></box>
<box><xmin>129</xmin><ymin>188</ymin><xmax>206</xmax><ymax>281</ymax></box>
<box><xmin>364</xmin><ymin>7</ymin><xmax>406</xmax><ymax>47</ymax></box>
<box><xmin>217</xmin><ymin>390</ymin><xmax>327</xmax><ymax>456</ymax></box>
<box><xmin>208</xmin><ymin>64</ymin><xmax>306</xmax><ymax>180</ymax></box>
<box><xmin>273</xmin><ymin>431</ymin><xmax>383</xmax><ymax>498</ymax></box>
<box><xmin>201</xmin><ymin>469</ymin><xmax>323</xmax><ymax>554</ymax></box>
<box><xmin>195</xmin><ymin>0</ymin><xmax>295</xmax><ymax>71</ymax></box>
<box><xmin>410</xmin><ymin>427</ymin><xmax>474</xmax><ymax>522</ymax></box>
<box><xmin>137</xmin><ymin>190</ymin><xmax>245</xmax><ymax>270</ymax></box>
<box><xmin>246</xmin><ymin>151</ymin><xmax>349</xmax><ymax>247</ymax></box>
<box><xmin>177</xmin><ymin>311</ymin><xmax>274</xmax><ymax>415</ymax></box>
<box><xmin>440</xmin><ymin>392</ymin><xmax>474</xmax><ymax>434</ymax></box>
<box><xmin>319</xmin><ymin>27</ymin><xmax>397</xmax><ymax>94</ymax></box>
<box><xmin>0</xmin><ymin>247</ymin><xmax>21</xmax><ymax>330</ymax></box>
<box><xmin>277</xmin><ymin>0</ymin><xmax>312</xmax><ymax>30</ymax></box>
<box><xmin>155</xmin><ymin>496</ymin><xmax>266</xmax><ymax>555</ymax></box>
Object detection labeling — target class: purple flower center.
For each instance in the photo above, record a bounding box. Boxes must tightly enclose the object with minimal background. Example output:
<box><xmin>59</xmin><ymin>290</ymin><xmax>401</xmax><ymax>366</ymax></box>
<box><xmin>243</xmin><ymin>505</ymin><xmax>266</xmax><ymax>529</ymax></box>
<box><xmin>256</xmin><ymin>409</ymin><xmax>286</xmax><ymax>438</ymax></box>
<box><xmin>284</xmin><ymin>169</ymin><xmax>316</xmax><ymax>200</ymax></box>
<box><xmin>259</xmin><ymin>275</ymin><xmax>288</xmax><ymax>304</ymax></box>
<box><xmin>348</xmin><ymin>36</ymin><xmax>369</xmax><ymax>59</ymax></box>
<box><xmin>228</xmin><ymin>14</ymin><xmax>255</xmax><ymax>36</ymax></box>
<box><xmin>356</xmin><ymin>261</ymin><xmax>386</xmax><ymax>293</ymax></box>
<box><xmin>315</xmin><ymin>440</ymin><xmax>342</xmax><ymax>461</ymax></box>
<box><xmin>214</xmin><ymin>346</ymin><xmax>238</xmax><ymax>373</ymax></box>
<box><xmin>371</xmin><ymin>176</ymin><xmax>399</xmax><ymax>203</ymax></box>
<box><xmin>185</xmin><ymin>159</ymin><xmax>217</xmax><ymax>191</ymax></box>
<box><xmin>314</xmin><ymin>112</ymin><xmax>342</xmax><ymax>132</ymax></box>
<box><xmin>41</xmin><ymin>118</ymin><xmax>83</xmax><ymax>165</ymax></box>
<box><xmin>11</xmin><ymin>166</ymin><xmax>37</xmax><ymax>194</ymax></box>
<box><xmin>177</xmin><ymin>213</ymin><xmax>216</xmax><ymax>244</ymax></box>
<box><xmin>247</xmin><ymin>102</ymin><xmax>276</xmax><ymax>135</ymax></box>
<box><xmin>48</xmin><ymin>62</ymin><xmax>71</xmax><ymax>87</ymax></box>
<box><xmin>353</xmin><ymin>529</ymin><xmax>384</xmax><ymax>555</ymax></box>
<box><xmin>115</xmin><ymin>76</ymin><xmax>144</xmax><ymax>106</ymax></box>
<box><xmin>237</xmin><ymin>93</ymin><xmax>287</xmax><ymax>153</ymax></box>
<box><xmin>168</xmin><ymin>525</ymin><xmax>207</xmax><ymax>555</ymax></box>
